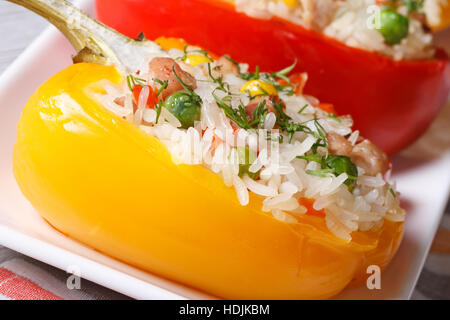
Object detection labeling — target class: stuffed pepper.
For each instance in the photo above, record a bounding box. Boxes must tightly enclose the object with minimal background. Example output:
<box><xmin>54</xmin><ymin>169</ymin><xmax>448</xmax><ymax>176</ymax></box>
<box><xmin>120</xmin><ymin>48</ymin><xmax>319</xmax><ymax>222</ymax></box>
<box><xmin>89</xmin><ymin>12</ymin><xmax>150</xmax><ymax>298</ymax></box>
<box><xmin>12</xmin><ymin>0</ymin><xmax>404</xmax><ymax>299</ymax></box>
<box><xmin>96</xmin><ymin>0</ymin><xmax>450</xmax><ymax>155</ymax></box>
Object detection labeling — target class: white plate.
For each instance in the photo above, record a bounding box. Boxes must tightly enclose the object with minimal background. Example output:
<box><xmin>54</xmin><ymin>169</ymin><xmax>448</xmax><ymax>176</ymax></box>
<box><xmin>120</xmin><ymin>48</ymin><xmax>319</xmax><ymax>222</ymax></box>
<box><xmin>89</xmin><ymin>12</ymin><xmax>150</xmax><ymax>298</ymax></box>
<box><xmin>0</xmin><ymin>0</ymin><xmax>449</xmax><ymax>300</ymax></box>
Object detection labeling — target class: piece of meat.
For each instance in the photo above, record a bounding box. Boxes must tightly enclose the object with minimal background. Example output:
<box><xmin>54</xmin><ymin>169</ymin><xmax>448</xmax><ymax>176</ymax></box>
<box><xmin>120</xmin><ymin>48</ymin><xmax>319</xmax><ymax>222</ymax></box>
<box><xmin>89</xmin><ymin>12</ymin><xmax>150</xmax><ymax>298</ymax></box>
<box><xmin>327</xmin><ymin>132</ymin><xmax>389</xmax><ymax>176</ymax></box>
<box><xmin>149</xmin><ymin>57</ymin><xmax>197</xmax><ymax>99</ymax></box>
<box><xmin>350</xmin><ymin>139</ymin><xmax>389</xmax><ymax>176</ymax></box>
<box><xmin>216</xmin><ymin>55</ymin><xmax>239</xmax><ymax>76</ymax></box>
<box><xmin>299</xmin><ymin>0</ymin><xmax>340</xmax><ymax>31</ymax></box>
<box><xmin>114</xmin><ymin>96</ymin><xmax>125</xmax><ymax>107</ymax></box>
<box><xmin>327</xmin><ymin>131</ymin><xmax>353</xmax><ymax>156</ymax></box>
<box><xmin>410</xmin><ymin>11</ymin><xmax>428</xmax><ymax>27</ymax></box>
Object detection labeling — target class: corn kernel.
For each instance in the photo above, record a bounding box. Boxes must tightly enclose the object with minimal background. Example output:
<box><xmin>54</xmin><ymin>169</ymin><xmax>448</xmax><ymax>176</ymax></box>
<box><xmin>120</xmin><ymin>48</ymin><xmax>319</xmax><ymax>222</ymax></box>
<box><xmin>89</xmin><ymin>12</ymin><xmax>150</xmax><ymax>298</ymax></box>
<box><xmin>280</xmin><ymin>0</ymin><xmax>297</xmax><ymax>7</ymax></box>
<box><xmin>240</xmin><ymin>80</ymin><xmax>278</xmax><ymax>97</ymax></box>
<box><xmin>155</xmin><ymin>37</ymin><xmax>186</xmax><ymax>51</ymax></box>
<box><xmin>184</xmin><ymin>54</ymin><xmax>213</xmax><ymax>66</ymax></box>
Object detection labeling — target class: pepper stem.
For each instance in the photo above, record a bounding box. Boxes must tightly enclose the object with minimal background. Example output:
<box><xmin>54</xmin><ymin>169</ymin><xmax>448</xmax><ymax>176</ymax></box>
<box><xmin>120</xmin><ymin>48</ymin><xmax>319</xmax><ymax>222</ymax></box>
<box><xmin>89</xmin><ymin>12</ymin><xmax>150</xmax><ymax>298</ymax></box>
<box><xmin>6</xmin><ymin>0</ymin><xmax>161</xmax><ymax>72</ymax></box>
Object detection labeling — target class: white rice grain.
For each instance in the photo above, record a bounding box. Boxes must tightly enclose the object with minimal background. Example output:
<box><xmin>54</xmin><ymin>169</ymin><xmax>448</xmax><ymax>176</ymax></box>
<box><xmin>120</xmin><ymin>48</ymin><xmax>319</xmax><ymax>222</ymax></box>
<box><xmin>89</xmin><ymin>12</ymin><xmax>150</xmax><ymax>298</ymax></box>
<box><xmin>243</xmin><ymin>175</ymin><xmax>278</xmax><ymax>197</ymax></box>
<box><xmin>233</xmin><ymin>176</ymin><xmax>249</xmax><ymax>206</ymax></box>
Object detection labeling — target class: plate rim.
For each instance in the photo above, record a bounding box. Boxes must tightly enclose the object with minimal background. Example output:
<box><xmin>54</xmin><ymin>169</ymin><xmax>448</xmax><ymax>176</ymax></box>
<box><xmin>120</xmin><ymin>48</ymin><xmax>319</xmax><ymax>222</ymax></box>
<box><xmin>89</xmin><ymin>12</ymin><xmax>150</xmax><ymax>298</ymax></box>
<box><xmin>1</xmin><ymin>0</ymin><xmax>449</xmax><ymax>300</ymax></box>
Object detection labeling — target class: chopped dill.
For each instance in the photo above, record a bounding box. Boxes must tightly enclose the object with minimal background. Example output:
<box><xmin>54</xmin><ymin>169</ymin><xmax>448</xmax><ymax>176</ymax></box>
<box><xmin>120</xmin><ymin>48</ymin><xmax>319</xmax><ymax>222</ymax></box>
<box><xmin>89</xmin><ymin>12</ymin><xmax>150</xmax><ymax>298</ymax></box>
<box><xmin>389</xmin><ymin>187</ymin><xmax>397</xmax><ymax>198</ymax></box>
<box><xmin>152</xmin><ymin>78</ymin><xmax>169</xmax><ymax>96</ymax></box>
<box><xmin>154</xmin><ymin>100</ymin><xmax>163</xmax><ymax>124</ymax></box>
<box><xmin>171</xmin><ymin>66</ymin><xmax>202</xmax><ymax>105</ymax></box>
<box><xmin>177</xmin><ymin>43</ymin><xmax>211</xmax><ymax>62</ymax></box>
<box><xmin>207</xmin><ymin>63</ymin><xmax>230</xmax><ymax>94</ymax></box>
<box><xmin>386</xmin><ymin>0</ymin><xmax>424</xmax><ymax>15</ymax></box>
<box><xmin>126</xmin><ymin>74</ymin><xmax>146</xmax><ymax>91</ymax></box>
<box><xmin>267</xmin><ymin>131</ymin><xmax>284</xmax><ymax>143</ymax></box>
<box><xmin>404</xmin><ymin>0</ymin><xmax>424</xmax><ymax>15</ymax></box>
<box><xmin>299</xmin><ymin>154</ymin><xmax>358</xmax><ymax>188</ymax></box>
<box><xmin>298</xmin><ymin>104</ymin><xmax>309</xmax><ymax>114</ymax></box>
<box><xmin>270</xmin><ymin>61</ymin><xmax>297</xmax><ymax>83</ymax></box>
<box><xmin>212</xmin><ymin>89</ymin><xmax>267</xmax><ymax>130</ymax></box>
<box><xmin>328</xmin><ymin>113</ymin><xmax>341</xmax><ymax>122</ymax></box>
<box><xmin>272</xmin><ymin>99</ymin><xmax>328</xmax><ymax>150</ymax></box>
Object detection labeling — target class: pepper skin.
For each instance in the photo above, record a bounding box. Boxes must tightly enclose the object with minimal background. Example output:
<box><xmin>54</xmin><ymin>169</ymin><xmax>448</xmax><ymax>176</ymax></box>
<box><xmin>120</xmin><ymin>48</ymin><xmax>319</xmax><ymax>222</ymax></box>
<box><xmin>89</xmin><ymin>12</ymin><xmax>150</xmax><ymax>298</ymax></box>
<box><xmin>13</xmin><ymin>63</ymin><xmax>404</xmax><ymax>299</ymax></box>
<box><xmin>95</xmin><ymin>0</ymin><xmax>450</xmax><ymax>155</ymax></box>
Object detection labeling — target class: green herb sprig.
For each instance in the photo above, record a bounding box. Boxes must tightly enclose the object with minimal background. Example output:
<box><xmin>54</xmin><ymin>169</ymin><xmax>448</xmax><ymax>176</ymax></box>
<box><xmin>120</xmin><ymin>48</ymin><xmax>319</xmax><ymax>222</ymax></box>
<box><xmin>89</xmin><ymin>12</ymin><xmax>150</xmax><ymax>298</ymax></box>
<box><xmin>212</xmin><ymin>90</ymin><xmax>268</xmax><ymax>130</ymax></box>
<box><xmin>404</xmin><ymin>0</ymin><xmax>424</xmax><ymax>15</ymax></box>
<box><xmin>177</xmin><ymin>43</ymin><xmax>211</xmax><ymax>62</ymax></box>
<box><xmin>224</xmin><ymin>56</ymin><xmax>296</xmax><ymax>96</ymax></box>
<box><xmin>207</xmin><ymin>63</ymin><xmax>231</xmax><ymax>94</ymax></box>
<box><xmin>272</xmin><ymin>99</ymin><xmax>328</xmax><ymax>150</ymax></box>
<box><xmin>126</xmin><ymin>74</ymin><xmax>147</xmax><ymax>91</ymax></box>
<box><xmin>387</xmin><ymin>0</ymin><xmax>424</xmax><ymax>15</ymax></box>
<box><xmin>389</xmin><ymin>187</ymin><xmax>397</xmax><ymax>198</ymax></box>
<box><xmin>172</xmin><ymin>66</ymin><xmax>202</xmax><ymax>104</ymax></box>
<box><xmin>298</xmin><ymin>154</ymin><xmax>358</xmax><ymax>189</ymax></box>
<box><xmin>151</xmin><ymin>78</ymin><xmax>169</xmax><ymax>124</ymax></box>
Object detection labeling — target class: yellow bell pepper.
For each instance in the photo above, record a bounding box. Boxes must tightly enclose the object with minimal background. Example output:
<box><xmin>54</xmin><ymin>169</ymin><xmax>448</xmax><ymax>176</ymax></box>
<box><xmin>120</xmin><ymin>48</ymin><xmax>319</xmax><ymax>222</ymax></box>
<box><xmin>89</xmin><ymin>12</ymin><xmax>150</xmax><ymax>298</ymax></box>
<box><xmin>13</xmin><ymin>63</ymin><xmax>404</xmax><ymax>299</ymax></box>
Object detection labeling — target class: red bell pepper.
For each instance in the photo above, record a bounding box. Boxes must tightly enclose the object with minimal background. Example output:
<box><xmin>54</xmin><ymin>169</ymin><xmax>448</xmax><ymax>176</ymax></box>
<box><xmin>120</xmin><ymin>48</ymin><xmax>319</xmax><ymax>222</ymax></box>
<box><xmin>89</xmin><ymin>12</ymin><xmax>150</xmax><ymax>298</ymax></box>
<box><xmin>96</xmin><ymin>0</ymin><xmax>450</xmax><ymax>154</ymax></box>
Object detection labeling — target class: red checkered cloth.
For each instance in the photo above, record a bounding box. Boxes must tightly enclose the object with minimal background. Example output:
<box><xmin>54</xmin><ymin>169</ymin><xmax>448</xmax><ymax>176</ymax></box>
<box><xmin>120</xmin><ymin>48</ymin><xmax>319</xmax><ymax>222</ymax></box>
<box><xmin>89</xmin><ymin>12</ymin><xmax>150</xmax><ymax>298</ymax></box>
<box><xmin>0</xmin><ymin>255</ymin><xmax>128</xmax><ymax>300</ymax></box>
<box><xmin>0</xmin><ymin>267</ymin><xmax>62</xmax><ymax>300</ymax></box>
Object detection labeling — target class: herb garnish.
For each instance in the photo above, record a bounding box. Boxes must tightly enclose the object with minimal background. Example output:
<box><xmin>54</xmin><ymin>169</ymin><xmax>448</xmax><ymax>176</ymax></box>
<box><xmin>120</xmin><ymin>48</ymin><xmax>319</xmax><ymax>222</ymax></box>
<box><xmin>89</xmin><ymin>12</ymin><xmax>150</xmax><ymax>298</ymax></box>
<box><xmin>172</xmin><ymin>66</ymin><xmax>202</xmax><ymax>101</ymax></box>
<box><xmin>267</xmin><ymin>131</ymin><xmax>284</xmax><ymax>143</ymax></box>
<box><xmin>272</xmin><ymin>99</ymin><xmax>328</xmax><ymax>150</ymax></box>
<box><xmin>212</xmin><ymin>89</ymin><xmax>268</xmax><ymax>130</ymax></box>
<box><xmin>305</xmin><ymin>168</ymin><xmax>335</xmax><ymax>177</ymax></box>
<box><xmin>207</xmin><ymin>63</ymin><xmax>231</xmax><ymax>94</ymax></box>
<box><xmin>151</xmin><ymin>78</ymin><xmax>168</xmax><ymax>124</ymax></box>
<box><xmin>209</xmin><ymin>59</ymin><xmax>329</xmax><ymax>160</ymax></box>
<box><xmin>224</xmin><ymin>57</ymin><xmax>296</xmax><ymax>96</ymax></box>
<box><xmin>154</xmin><ymin>68</ymin><xmax>203</xmax><ymax>125</ymax></box>
<box><xmin>209</xmin><ymin>59</ymin><xmax>360</xmax><ymax>190</ymax></box>
<box><xmin>271</xmin><ymin>62</ymin><xmax>297</xmax><ymax>82</ymax></box>
<box><xmin>224</xmin><ymin>56</ymin><xmax>260</xmax><ymax>81</ymax></box>
<box><xmin>126</xmin><ymin>74</ymin><xmax>146</xmax><ymax>91</ymax></box>
<box><xmin>404</xmin><ymin>0</ymin><xmax>424</xmax><ymax>15</ymax></box>
<box><xmin>298</xmin><ymin>104</ymin><xmax>309</xmax><ymax>114</ymax></box>
<box><xmin>298</xmin><ymin>154</ymin><xmax>358</xmax><ymax>189</ymax></box>
<box><xmin>152</xmin><ymin>78</ymin><xmax>169</xmax><ymax>96</ymax></box>
<box><xmin>328</xmin><ymin>113</ymin><xmax>342</xmax><ymax>122</ymax></box>
<box><xmin>385</xmin><ymin>0</ymin><xmax>424</xmax><ymax>15</ymax></box>
<box><xmin>177</xmin><ymin>43</ymin><xmax>211</xmax><ymax>62</ymax></box>
<box><xmin>389</xmin><ymin>187</ymin><xmax>397</xmax><ymax>198</ymax></box>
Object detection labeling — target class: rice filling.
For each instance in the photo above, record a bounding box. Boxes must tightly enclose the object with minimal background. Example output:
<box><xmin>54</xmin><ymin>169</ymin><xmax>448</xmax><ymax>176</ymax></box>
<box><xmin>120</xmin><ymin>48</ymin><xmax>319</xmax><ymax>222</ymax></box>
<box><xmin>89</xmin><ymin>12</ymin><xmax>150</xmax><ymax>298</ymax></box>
<box><xmin>94</xmin><ymin>45</ymin><xmax>405</xmax><ymax>241</ymax></box>
<box><xmin>234</xmin><ymin>0</ymin><xmax>435</xmax><ymax>60</ymax></box>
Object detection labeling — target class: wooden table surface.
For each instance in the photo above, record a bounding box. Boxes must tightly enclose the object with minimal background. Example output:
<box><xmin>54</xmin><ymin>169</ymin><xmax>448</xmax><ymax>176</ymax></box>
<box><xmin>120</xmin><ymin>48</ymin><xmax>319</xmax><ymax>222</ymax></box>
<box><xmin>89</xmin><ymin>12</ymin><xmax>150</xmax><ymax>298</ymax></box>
<box><xmin>1</xmin><ymin>0</ymin><xmax>449</xmax><ymax>300</ymax></box>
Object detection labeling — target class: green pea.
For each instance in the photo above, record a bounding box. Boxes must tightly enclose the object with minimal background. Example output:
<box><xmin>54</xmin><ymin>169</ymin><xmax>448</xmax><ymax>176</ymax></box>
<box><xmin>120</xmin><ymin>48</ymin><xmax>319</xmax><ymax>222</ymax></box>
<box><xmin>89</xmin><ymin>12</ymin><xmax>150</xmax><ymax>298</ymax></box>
<box><xmin>375</xmin><ymin>9</ymin><xmax>410</xmax><ymax>45</ymax></box>
<box><xmin>324</xmin><ymin>155</ymin><xmax>358</xmax><ymax>187</ymax></box>
<box><xmin>235</xmin><ymin>147</ymin><xmax>259</xmax><ymax>180</ymax></box>
<box><xmin>163</xmin><ymin>92</ymin><xmax>201</xmax><ymax>128</ymax></box>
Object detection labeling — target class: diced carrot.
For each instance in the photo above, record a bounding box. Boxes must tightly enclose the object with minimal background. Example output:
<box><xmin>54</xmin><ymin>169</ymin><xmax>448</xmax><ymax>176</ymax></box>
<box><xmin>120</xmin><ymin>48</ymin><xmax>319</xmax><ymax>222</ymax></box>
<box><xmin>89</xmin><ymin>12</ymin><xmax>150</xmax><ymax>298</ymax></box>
<box><xmin>317</xmin><ymin>103</ymin><xmax>337</xmax><ymax>115</ymax></box>
<box><xmin>277</xmin><ymin>73</ymin><xmax>307</xmax><ymax>95</ymax></box>
<box><xmin>298</xmin><ymin>197</ymin><xmax>326</xmax><ymax>218</ymax></box>
<box><xmin>289</xmin><ymin>73</ymin><xmax>304</xmax><ymax>84</ymax></box>
<box><xmin>132</xmin><ymin>85</ymin><xmax>159</xmax><ymax>109</ymax></box>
